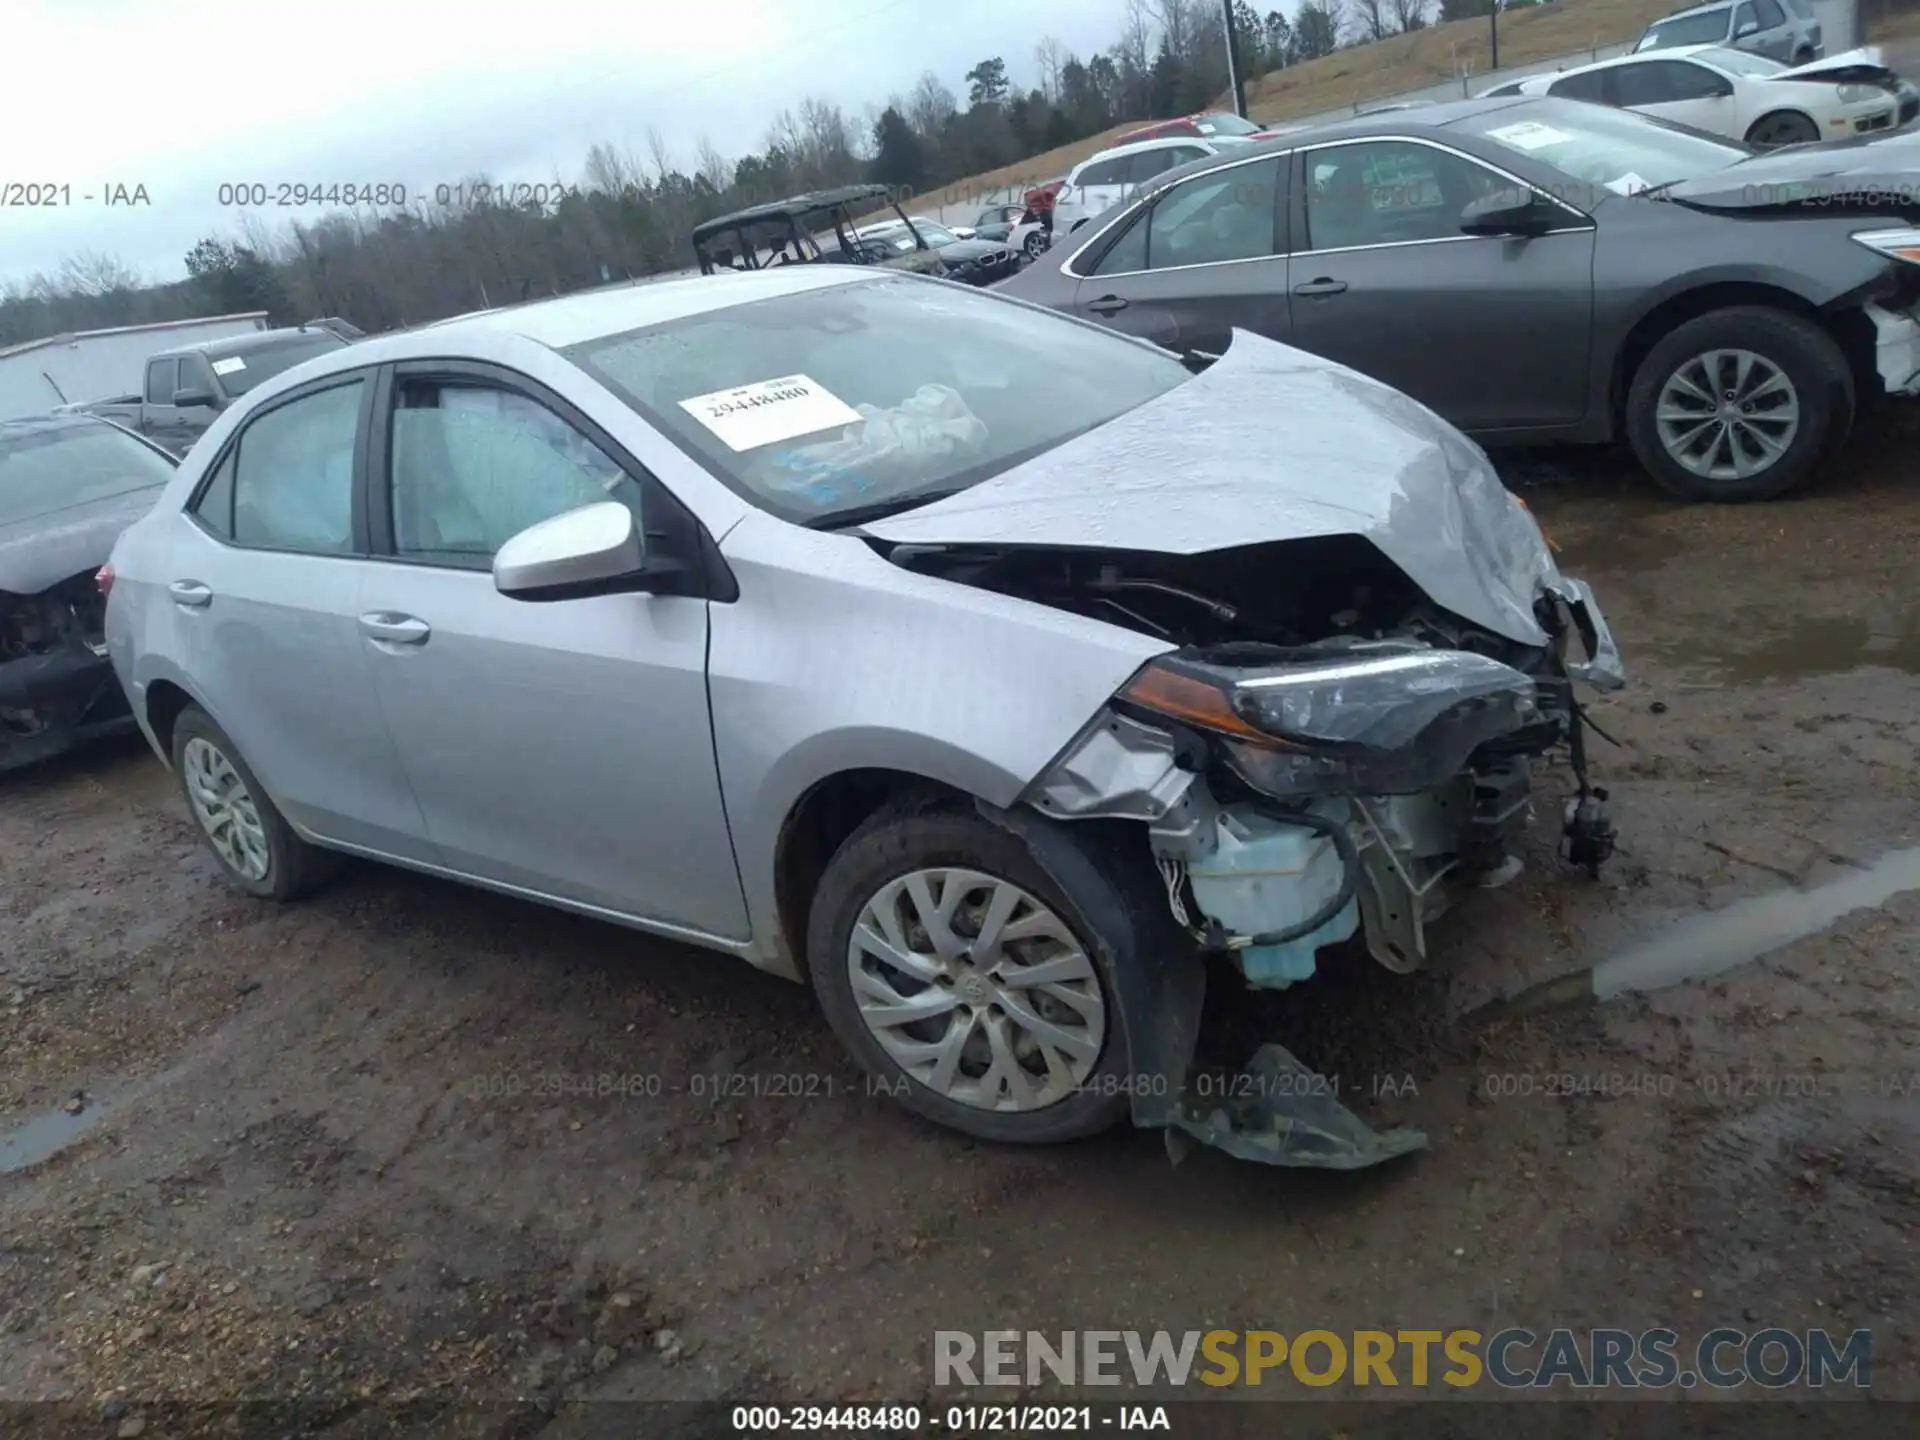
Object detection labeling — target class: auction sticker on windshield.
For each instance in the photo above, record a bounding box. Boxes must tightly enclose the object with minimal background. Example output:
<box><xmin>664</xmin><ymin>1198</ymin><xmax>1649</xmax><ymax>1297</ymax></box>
<box><xmin>680</xmin><ymin>374</ymin><xmax>862</xmax><ymax>452</ymax></box>
<box><xmin>210</xmin><ymin>356</ymin><xmax>247</xmax><ymax>376</ymax></box>
<box><xmin>1485</xmin><ymin>121</ymin><xmax>1573</xmax><ymax>152</ymax></box>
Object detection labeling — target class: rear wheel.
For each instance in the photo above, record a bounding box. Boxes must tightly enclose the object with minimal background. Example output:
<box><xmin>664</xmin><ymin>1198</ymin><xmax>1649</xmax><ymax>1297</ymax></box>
<box><xmin>806</xmin><ymin>806</ymin><xmax>1140</xmax><ymax>1145</ymax></box>
<box><xmin>1023</xmin><ymin>230</ymin><xmax>1049</xmax><ymax>260</ymax></box>
<box><xmin>1745</xmin><ymin>110</ymin><xmax>1820</xmax><ymax>148</ymax></box>
<box><xmin>171</xmin><ymin>705</ymin><xmax>342</xmax><ymax>900</ymax></box>
<box><xmin>1624</xmin><ymin>306</ymin><xmax>1853</xmax><ymax>502</ymax></box>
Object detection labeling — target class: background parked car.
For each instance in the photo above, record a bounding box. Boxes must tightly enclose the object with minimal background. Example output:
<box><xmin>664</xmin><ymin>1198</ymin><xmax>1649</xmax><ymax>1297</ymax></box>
<box><xmin>1633</xmin><ymin>0</ymin><xmax>1823</xmax><ymax>63</ymax></box>
<box><xmin>968</xmin><ymin>204</ymin><xmax>1025</xmax><ymax>243</ymax></box>
<box><xmin>1048</xmin><ymin>135</ymin><xmax>1263</xmax><ymax>243</ymax></box>
<box><xmin>999</xmin><ymin>96</ymin><xmax>1920</xmax><ymax>502</ymax></box>
<box><xmin>80</xmin><ymin>325</ymin><xmax>352</xmax><ymax>457</ymax></box>
<box><xmin>1116</xmin><ymin>111</ymin><xmax>1275</xmax><ymax>143</ymax></box>
<box><xmin>1</xmin><ymin>415</ymin><xmax>175</xmax><ymax>770</ymax></box>
<box><xmin>1518</xmin><ymin>44</ymin><xmax>1919</xmax><ymax>147</ymax></box>
<box><xmin>1009</xmin><ymin>178</ymin><xmax>1069</xmax><ymax>260</ymax></box>
<box><xmin>854</xmin><ymin>219</ymin><xmax>1021</xmax><ymax>285</ymax></box>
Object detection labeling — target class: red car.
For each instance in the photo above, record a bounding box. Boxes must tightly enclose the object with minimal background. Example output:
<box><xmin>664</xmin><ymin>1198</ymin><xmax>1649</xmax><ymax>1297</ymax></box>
<box><xmin>1116</xmin><ymin>111</ymin><xmax>1272</xmax><ymax>143</ymax></box>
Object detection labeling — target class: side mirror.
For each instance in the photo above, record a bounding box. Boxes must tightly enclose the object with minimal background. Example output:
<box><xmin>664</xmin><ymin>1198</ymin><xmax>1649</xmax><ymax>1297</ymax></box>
<box><xmin>1735</xmin><ymin>19</ymin><xmax>1759</xmax><ymax>35</ymax></box>
<box><xmin>1460</xmin><ymin>188</ymin><xmax>1554</xmax><ymax>237</ymax></box>
<box><xmin>493</xmin><ymin>500</ymin><xmax>653</xmax><ymax>602</ymax></box>
<box><xmin>172</xmin><ymin>387</ymin><xmax>216</xmax><ymax>409</ymax></box>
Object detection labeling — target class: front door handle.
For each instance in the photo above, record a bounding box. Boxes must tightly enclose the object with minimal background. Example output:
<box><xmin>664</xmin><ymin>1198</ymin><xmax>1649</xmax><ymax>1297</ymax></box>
<box><xmin>358</xmin><ymin>612</ymin><xmax>431</xmax><ymax>646</ymax></box>
<box><xmin>168</xmin><ymin>580</ymin><xmax>212</xmax><ymax>609</ymax></box>
<box><xmin>1085</xmin><ymin>294</ymin><xmax>1131</xmax><ymax>315</ymax></box>
<box><xmin>1292</xmin><ymin>277</ymin><xmax>1349</xmax><ymax>297</ymax></box>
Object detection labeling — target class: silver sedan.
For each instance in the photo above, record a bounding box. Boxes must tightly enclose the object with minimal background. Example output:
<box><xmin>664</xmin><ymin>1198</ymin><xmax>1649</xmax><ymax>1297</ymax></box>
<box><xmin>104</xmin><ymin>266</ymin><xmax>1624</xmax><ymax>1167</ymax></box>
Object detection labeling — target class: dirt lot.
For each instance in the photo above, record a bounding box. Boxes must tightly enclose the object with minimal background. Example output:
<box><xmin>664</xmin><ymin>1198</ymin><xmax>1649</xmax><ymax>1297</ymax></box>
<box><xmin>3</xmin><ymin>413</ymin><xmax>1919</xmax><ymax>1432</ymax></box>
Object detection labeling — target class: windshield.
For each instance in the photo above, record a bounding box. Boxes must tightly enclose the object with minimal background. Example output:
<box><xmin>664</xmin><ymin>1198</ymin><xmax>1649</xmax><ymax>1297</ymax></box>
<box><xmin>911</xmin><ymin>222</ymin><xmax>960</xmax><ymax>245</ymax></box>
<box><xmin>1458</xmin><ymin>102</ymin><xmax>1748</xmax><ymax>192</ymax></box>
<box><xmin>1637</xmin><ymin>9</ymin><xmax>1731</xmax><ymax>48</ymax></box>
<box><xmin>564</xmin><ymin>275</ymin><xmax>1189</xmax><ymax>525</ymax></box>
<box><xmin>1697</xmin><ymin>46</ymin><xmax>1786</xmax><ymax>75</ymax></box>
<box><xmin>1194</xmin><ymin>113</ymin><xmax>1265</xmax><ymax>136</ymax></box>
<box><xmin>0</xmin><ymin>421</ymin><xmax>174</xmax><ymax>525</ymax></box>
<box><xmin>209</xmin><ymin>334</ymin><xmax>348</xmax><ymax>396</ymax></box>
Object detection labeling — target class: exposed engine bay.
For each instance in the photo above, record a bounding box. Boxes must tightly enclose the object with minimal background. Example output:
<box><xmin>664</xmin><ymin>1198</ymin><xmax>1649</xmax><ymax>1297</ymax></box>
<box><xmin>0</xmin><ymin>570</ymin><xmax>131</xmax><ymax>769</ymax></box>
<box><xmin>885</xmin><ymin>533</ymin><xmax>1626</xmax><ymax>1169</ymax></box>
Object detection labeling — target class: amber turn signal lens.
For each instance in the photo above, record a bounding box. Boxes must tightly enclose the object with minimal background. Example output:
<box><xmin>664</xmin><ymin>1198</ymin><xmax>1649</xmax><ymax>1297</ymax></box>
<box><xmin>1119</xmin><ymin>663</ymin><xmax>1276</xmax><ymax>744</ymax></box>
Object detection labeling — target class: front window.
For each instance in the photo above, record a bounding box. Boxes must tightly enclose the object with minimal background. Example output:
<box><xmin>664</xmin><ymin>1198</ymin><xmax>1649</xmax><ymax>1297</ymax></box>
<box><xmin>1305</xmin><ymin>141</ymin><xmax>1508</xmax><ymax>249</ymax></box>
<box><xmin>1192</xmin><ymin>113</ymin><xmax>1264</xmax><ymax>137</ymax></box>
<box><xmin>564</xmin><ymin>275</ymin><xmax>1190</xmax><ymax>526</ymax></box>
<box><xmin>910</xmin><ymin>222</ymin><xmax>960</xmax><ymax>246</ymax></box>
<box><xmin>1696</xmin><ymin>45</ymin><xmax>1786</xmax><ymax>75</ymax></box>
<box><xmin>0</xmin><ymin>421</ymin><xmax>174</xmax><ymax>525</ymax></box>
<box><xmin>1457</xmin><ymin>102</ymin><xmax>1747</xmax><ymax>192</ymax></box>
<box><xmin>207</xmin><ymin>334</ymin><xmax>349</xmax><ymax>397</ymax></box>
<box><xmin>1637</xmin><ymin>7</ymin><xmax>1732</xmax><ymax>48</ymax></box>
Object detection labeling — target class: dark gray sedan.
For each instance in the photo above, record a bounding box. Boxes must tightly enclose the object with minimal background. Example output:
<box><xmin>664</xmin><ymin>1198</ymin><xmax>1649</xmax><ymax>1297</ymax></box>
<box><xmin>998</xmin><ymin>96</ymin><xmax>1920</xmax><ymax>501</ymax></box>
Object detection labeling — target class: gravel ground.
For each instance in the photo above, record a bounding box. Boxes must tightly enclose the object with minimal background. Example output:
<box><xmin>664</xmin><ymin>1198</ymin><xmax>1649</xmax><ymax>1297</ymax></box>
<box><xmin>2</xmin><ymin>413</ymin><xmax>1918</xmax><ymax>1431</ymax></box>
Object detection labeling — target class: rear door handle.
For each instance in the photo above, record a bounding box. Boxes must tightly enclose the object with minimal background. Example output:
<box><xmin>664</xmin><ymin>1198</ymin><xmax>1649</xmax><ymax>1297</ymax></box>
<box><xmin>1085</xmin><ymin>294</ymin><xmax>1130</xmax><ymax>315</ymax></box>
<box><xmin>358</xmin><ymin>612</ymin><xmax>431</xmax><ymax>646</ymax></box>
<box><xmin>168</xmin><ymin>580</ymin><xmax>212</xmax><ymax>609</ymax></box>
<box><xmin>1292</xmin><ymin>278</ymin><xmax>1349</xmax><ymax>297</ymax></box>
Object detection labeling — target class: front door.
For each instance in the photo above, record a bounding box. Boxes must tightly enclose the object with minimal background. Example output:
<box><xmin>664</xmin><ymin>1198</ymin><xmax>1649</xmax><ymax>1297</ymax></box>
<box><xmin>1285</xmin><ymin>138</ymin><xmax>1596</xmax><ymax>433</ymax></box>
<box><xmin>353</xmin><ymin>364</ymin><xmax>749</xmax><ymax>939</ymax></box>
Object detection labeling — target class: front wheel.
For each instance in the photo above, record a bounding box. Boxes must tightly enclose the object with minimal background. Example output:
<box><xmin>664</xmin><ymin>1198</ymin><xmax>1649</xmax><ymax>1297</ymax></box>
<box><xmin>1745</xmin><ymin>110</ymin><xmax>1820</xmax><ymax>148</ymax></box>
<box><xmin>806</xmin><ymin>806</ymin><xmax>1139</xmax><ymax>1144</ymax></box>
<box><xmin>1023</xmin><ymin>230</ymin><xmax>1048</xmax><ymax>260</ymax></box>
<box><xmin>1624</xmin><ymin>306</ymin><xmax>1853</xmax><ymax>502</ymax></box>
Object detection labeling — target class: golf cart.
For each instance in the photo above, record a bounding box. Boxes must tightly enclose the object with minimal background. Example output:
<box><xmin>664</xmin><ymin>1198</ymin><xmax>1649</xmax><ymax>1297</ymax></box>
<box><xmin>691</xmin><ymin>184</ymin><xmax>949</xmax><ymax>279</ymax></box>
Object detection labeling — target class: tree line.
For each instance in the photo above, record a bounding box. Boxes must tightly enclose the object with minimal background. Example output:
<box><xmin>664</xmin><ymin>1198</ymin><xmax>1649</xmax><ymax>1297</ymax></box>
<box><xmin>0</xmin><ymin>0</ymin><xmax>1555</xmax><ymax>348</ymax></box>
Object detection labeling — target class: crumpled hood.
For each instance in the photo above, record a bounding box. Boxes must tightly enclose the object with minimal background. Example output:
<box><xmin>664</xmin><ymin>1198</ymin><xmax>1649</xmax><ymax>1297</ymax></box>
<box><xmin>0</xmin><ymin>486</ymin><xmax>163</xmax><ymax>596</ymax></box>
<box><xmin>1770</xmin><ymin>45</ymin><xmax>1897</xmax><ymax>85</ymax></box>
<box><xmin>863</xmin><ymin>330</ymin><xmax>1561</xmax><ymax>646</ymax></box>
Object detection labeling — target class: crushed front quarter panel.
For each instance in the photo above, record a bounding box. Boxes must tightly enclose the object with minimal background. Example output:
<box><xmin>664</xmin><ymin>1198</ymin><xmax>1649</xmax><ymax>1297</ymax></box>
<box><xmin>862</xmin><ymin>329</ymin><xmax>1565</xmax><ymax>647</ymax></box>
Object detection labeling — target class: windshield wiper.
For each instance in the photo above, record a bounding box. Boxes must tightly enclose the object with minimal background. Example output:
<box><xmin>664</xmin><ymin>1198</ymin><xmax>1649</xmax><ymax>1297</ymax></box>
<box><xmin>807</xmin><ymin>487</ymin><xmax>965</xmax><ymax>530</ymax></box>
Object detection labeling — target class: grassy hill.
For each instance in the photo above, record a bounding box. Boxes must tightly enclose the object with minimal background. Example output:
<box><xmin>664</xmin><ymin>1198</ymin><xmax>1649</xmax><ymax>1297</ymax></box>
<box><xmin>912</xmin><ymin>0</ymin><xmax>1676</xmax><ymax>216</ymax></box>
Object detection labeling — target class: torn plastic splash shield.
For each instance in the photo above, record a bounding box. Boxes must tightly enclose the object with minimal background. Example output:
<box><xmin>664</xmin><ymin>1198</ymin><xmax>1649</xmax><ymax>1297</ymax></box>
<box><xmin>981</xmin><ymin>798</ymin><xmax>1426</xmax><ymax>1173</ymax></box>
<box><xmin>1167</xmin><ymin>1044</ymin><xmax>1428</xmax><ymax>1170</ymax></box>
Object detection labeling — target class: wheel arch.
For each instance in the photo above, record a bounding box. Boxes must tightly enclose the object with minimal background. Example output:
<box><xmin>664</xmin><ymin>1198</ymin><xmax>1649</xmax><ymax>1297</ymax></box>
<box><xmin>1743</xmin><ymin>107</ymin><xmax>1821</xmax><ymax>145</ymax></box>
<box><xmin>143</xmin><ymin>677</ymin><xmax>202</xmax><ymax>764</ymax></box>
<box><xmin>1609</xmin><ymin>281</ymin><xmax>1842</xmax><ymax>433</ymax></box>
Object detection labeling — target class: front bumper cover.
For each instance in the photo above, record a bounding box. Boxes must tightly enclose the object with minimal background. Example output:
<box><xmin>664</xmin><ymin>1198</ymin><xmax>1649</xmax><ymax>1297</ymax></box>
<box><xmin>0</xmin><ymin>643</ymin><xmax>134</xmax><ymax>772</ymax></box>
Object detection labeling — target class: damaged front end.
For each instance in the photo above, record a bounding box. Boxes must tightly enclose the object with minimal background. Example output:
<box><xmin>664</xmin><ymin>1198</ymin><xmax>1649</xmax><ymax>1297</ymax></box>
<box><xmin>977</xmin><ymin>542</ymin><xmax>1625</xmax><ymax>1169</ymax></box>
<box><xmin>0</xmin><ymin>570</ymin><xmax>132</xmax><ymax>772</ymax></box>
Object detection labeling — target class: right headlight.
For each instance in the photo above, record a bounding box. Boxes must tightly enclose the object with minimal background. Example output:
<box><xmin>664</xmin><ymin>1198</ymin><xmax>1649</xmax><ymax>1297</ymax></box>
<box><xmin>1118</xmin><ymin>646</ymin><xmax>1541</xmax><ymax>797</ymax></box>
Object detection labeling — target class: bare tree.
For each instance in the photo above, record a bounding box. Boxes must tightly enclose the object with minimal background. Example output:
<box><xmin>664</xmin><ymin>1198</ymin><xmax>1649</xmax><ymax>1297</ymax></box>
<box><xmin>1389</xmin><ymin>0</ymin><xmax>1428</xmax><ymax>30</ymax></box>
<box><xmin>56</xmin><ymin>251</ymin><xmax>140</xmax><ymax>296</ymax></box>
<box><xmin>694</xmin><ymin>136</ymin><xmax>732</xmax><ymax>192</ymax></box>
<box><xmin>1034</xmin><ymin>35</ymin><xmax>1065</xmax><ymax>101</ymax></box>
<box><xmin>1148</xmin><ymin>0</ymin><xmax>1196</xmax><ymax>59</ymax></box>
<box><xmin>645</xmin><ymin>126</ymin><xmax>674</xmax><ymax>183</ymax></box>
<box><xmin>906</xmin><ymin>71</ymin><xmax>958</xmax><ymax>136</ymax></box>
<box><xmin>1351</xmin><ymin>0</ymin><xmax>1391</xmax><ymax>41</ymax></box>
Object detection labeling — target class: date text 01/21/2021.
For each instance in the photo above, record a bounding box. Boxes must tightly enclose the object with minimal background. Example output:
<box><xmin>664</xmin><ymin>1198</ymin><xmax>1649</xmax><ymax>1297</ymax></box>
<box><xmin>212</xmin><ymin>181</ymin><xmax>587</xmax><ymax>209</ymax></box>
<box><xmin>730</xmin><ymin>1405</ymin><xmax>1173</xmax><ymax>1433</ymax></box>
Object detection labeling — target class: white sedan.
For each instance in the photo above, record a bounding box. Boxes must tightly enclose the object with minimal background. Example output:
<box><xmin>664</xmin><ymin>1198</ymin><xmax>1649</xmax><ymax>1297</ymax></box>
<box><xmin>1510</xmin><ymin>44</ymin><xmax>1919</xmax><ymax>148</ymax></box>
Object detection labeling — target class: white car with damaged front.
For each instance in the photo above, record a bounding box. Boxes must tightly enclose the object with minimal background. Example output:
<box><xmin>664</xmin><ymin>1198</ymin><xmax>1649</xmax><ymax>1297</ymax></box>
<box><xmin>103</xmin><ymin>268</ymin><xmax>1624</xmax><ymax>1171</ymax></box>
<box><xmin>1517</xmin><ymin>45</ymin><xmax>1920</xmax><ymax>148</ymax></box>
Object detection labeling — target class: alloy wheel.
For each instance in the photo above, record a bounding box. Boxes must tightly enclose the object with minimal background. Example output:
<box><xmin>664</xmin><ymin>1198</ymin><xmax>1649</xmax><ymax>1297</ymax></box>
<box><xmin>182</xmin><ymin>736</ymin><xmax>271</xmax><ymax>881</ymax></box>
<box><xmin>1655</xmin><ymin>348</ymin><xmax>1801</xmax><ymax>484</ymax></box>
<box><xmin>1747</xmin><ymin>112</ymin><xmax>1819</xmax><ymax>148</ymax></box>
<box><xmin>1023</xmin><ymin>231</ymin><xmax>1047</xmax><ymax>260</ymax></box>
<box><xmin>845</xmin><ymin>867</ymin><xmax>1106</xmax><ymax>1113</ymax></box>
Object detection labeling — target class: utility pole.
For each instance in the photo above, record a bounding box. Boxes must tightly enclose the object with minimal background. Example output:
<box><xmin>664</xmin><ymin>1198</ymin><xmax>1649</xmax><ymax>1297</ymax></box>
<box><xmin>1490</xmin><ymin>0</ymin><xmax>1501</xmax><ymax>71</ymax></box>
<box><xmin>1221</xmin><ymin>0</ymin><xmax>1249</xmax><ymax>118</ymax></box>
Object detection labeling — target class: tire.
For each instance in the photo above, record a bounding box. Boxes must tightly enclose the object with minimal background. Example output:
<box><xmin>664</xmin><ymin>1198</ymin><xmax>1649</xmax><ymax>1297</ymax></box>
<box><xmin>1744</xmin><ymin>110</ymin><xmax>1820</xmax><ymax>148</ymax></box>
<box><xmin>1624</xmin><ymin>306</ymin><xmax>1853</xmax><ymax>503</ymax></box>
<box><xmin>171</xmin><ymin>705</ymin><xmax>342</xmax><ymax>900</ymax></box>
<box><xmin>806</xmin><ymin>804</ymin><xmax>1144</xmax><ymax>1145</ymax></box>
<box><xmin>1023</xmin><ymin>230</ymin><xmax>1048</xmax><ymax>260</ymax></box>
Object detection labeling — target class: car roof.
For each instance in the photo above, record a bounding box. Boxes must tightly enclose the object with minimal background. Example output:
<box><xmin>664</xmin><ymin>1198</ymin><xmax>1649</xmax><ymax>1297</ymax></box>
<box><xmin>153</xmin><ymin>325</ymin><xmax>346</xmax><ymax>360</ymax></box>
<box><xmin>692</xmin><ymin>184</ymin><xmax>892</xmax><ymax>236</ymax></box>
<box><xmin>1527</xmin><ymin>43</ymin><xmax>1722</xmax><ymax>81</ymax></box>
<box><xmin>1651</xmin><ymin>0</ymin><xmax>1731</xmax><ymax>18</ymax></box>
<box><xmin>1079</xmin><ymin>134</ymin><xmax>1222</xmax><ymax>166</ymax></box>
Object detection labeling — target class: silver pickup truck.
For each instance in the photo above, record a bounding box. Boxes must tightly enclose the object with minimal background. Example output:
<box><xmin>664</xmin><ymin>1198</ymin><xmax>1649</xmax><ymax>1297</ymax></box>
<box><xmin>79</xmin><ymin>323</ymin><xmax>355</xmax><ymax>456</ymax></box>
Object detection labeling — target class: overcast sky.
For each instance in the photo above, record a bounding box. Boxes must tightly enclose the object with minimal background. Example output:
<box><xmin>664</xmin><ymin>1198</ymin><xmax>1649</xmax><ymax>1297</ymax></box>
<box><xmin>0</xmin><ymin>0</ymin><xmax>1132</xmax><ymax>288</ymax></box>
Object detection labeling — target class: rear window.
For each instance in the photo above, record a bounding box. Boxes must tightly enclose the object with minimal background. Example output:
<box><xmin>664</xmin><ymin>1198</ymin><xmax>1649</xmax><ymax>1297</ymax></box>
<box><xmin>1637</xmin><ymin>8</ymin><xmax>1732</xmax><ymax>48</ymax></box>
<box><xmin>564</xmin><ymin>275</ymin><xmax>1188</xmax><ymax>526</ymax></box>
<box><xmin>205</xmin><ymin>333</ymin><xmax>348</xmax><ymax>396</ymax></box>
<box><xmin>0</xmin><ymin>422</ymin><xmax>175</xmax><ymax>525</ymax></box>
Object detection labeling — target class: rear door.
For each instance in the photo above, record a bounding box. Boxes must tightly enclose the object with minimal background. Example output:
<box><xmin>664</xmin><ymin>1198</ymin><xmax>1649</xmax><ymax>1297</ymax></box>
<box><xmin>1284</xmin><ymin>136</ymin><xmax>1596</xmax><ymax>432</ymax></box>
<box><xmin>1068</xmin><ymin>153</ymin><xmax>1291</xmax><ymax>357</ymax></box>
<box><xmin>161</xmin><ymin>370</ymin><xmax>430</xmax><ymax>855</ymax></box>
